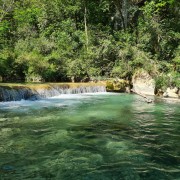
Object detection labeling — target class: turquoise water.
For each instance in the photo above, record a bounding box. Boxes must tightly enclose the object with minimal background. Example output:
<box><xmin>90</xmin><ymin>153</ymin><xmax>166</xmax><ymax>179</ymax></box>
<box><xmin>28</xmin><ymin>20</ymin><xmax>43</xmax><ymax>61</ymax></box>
<box><xmin>0</xmin><ymin>93</ymin><xmax>179</xmax><ymax>180</ymax></box>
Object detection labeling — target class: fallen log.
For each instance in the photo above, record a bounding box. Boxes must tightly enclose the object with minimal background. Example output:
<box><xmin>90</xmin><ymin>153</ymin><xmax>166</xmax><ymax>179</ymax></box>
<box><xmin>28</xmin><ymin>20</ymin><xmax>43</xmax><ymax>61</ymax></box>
<box><xmin>131</xmin><ymin>89</ymin><xmax>153</xmax><ymax>103</ymax></box>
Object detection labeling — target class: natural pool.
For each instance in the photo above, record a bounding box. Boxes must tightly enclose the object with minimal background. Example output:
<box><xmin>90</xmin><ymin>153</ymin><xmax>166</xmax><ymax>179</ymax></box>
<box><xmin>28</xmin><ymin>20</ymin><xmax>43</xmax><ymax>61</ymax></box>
<box><xmin>0</xmin><ymin>93</ymin><xmax>179</xmax><ymax>180</ymax></box>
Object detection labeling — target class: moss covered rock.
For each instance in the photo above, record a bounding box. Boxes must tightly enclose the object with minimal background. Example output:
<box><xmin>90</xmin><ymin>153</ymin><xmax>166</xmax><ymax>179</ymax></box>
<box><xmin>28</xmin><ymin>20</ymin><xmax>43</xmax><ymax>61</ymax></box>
<box><xmin>106</xmin><ymin>79</ymin><xmax>130</xmax><ymax>92</ymax></box>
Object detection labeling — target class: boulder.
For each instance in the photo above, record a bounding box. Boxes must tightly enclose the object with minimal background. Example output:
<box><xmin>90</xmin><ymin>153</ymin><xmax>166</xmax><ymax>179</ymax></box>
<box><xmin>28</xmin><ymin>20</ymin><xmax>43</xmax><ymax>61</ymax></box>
<box><xmin>106</xmin><ymin>79</ymin><xmax>130</xmax><ymax>92</ymax></box>
<box><xmin>156</xmin><ymin>89</ymin><xmax>164</xmax><ymax>96</ymax></box>
<box><xmin>163</xmin><ymin>87</ymin><xmax>179</xmax><ymax>98</ymax></box>
<box><xmin>132</xmin><ymin>70</ymin><xmax>155</xmax><ymax>95</ymax></box>
<box><xmin>106</xmin><ymin>81</ymin><xmax>114</xmax><ymax>91</ymax></box>
<box><xmin>125</xmin><ymin>86</ymin><xmax>131</xmax><ymax>93</ymax></box>
<box><xmin>28</xmin><ymin>94</ymin><xmax>40</xmax><ymax>101</ymax></box>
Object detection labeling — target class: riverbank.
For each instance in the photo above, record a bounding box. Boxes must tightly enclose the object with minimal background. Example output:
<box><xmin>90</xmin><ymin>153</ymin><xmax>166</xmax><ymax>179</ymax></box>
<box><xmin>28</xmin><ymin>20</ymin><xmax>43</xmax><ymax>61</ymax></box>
<box><xmin>0</xmin><ymin>81</ymin><xmax>179</xmax><ymax>102</ymax></box>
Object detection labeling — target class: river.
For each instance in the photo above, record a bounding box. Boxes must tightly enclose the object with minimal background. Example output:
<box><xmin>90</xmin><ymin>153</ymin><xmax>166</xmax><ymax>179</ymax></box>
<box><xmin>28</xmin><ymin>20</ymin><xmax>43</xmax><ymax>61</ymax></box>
<box><xmin>0</xmin><ymin>93</ymin><xmax>179</xmax><ymax>179</ymax></box>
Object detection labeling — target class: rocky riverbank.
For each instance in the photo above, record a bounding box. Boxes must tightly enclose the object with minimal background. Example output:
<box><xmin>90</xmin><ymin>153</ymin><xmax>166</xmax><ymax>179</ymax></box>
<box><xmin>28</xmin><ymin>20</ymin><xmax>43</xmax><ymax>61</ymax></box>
<box><xmin>0</xmin><ymin>73</ymin><xmax>179</xmax><ymax>102</ymax></box>
<box><xmin>105</xmin><ymin>69</ymin><xmax>180</xmax><ymax>100</ymax></box>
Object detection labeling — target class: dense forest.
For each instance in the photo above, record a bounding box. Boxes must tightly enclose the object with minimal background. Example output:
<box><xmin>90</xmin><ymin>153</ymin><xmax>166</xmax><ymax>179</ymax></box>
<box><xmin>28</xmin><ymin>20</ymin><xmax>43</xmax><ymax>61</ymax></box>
<box><xmin>0</xmin><ymin>0</ymin><xmax>179</xmax><ymax>87</ymax></box>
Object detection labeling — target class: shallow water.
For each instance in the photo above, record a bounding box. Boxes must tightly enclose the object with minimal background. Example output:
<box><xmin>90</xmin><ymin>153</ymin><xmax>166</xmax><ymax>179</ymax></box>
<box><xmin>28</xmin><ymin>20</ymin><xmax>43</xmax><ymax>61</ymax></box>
<box><xmin>0</xmin><ymin>93</ymin><xmax>179</xmax><ymax>180</ymax></box>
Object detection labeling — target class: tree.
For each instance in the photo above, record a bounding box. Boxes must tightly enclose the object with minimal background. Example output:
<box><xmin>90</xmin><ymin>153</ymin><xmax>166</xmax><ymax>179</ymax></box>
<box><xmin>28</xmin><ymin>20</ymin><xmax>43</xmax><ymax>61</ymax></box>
<box><xmin>0</xmin><ymin>0</ymin><xmax>179</xmax><ymax>82</ymax></box>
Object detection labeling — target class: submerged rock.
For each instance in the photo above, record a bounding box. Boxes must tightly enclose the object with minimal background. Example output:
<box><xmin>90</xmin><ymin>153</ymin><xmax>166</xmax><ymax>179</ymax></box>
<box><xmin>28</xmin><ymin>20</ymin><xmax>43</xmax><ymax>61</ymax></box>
<box><xmin>132</xmin><ymin>69</ymin><xmax>155</xmax><ymax>95</ymax></box>
<box><xmin>1</xmin><ymin>165</ymin><xmax>16</xmax><ymax>172</ymax></box>
<box><xmin>27</xmin><ymin>94</ymin><xmax>40</xmax><ymax>101</ymax></box>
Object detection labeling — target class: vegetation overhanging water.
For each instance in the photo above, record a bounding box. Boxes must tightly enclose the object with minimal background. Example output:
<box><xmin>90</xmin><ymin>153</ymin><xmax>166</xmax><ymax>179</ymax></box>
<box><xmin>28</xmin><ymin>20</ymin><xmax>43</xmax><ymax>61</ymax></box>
<box><xmin>0</xmin><ymin>93</ymin><xmax>179</xmax><ymax>180</ymax></box>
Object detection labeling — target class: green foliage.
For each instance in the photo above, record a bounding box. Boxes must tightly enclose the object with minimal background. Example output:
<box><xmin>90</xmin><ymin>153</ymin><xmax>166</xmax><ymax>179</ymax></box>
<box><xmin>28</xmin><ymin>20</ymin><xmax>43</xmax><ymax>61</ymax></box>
<box><xmin>0</xmin><ymin>0</ymin><xmax>179</xmax><ymax>83</ymax></box>
<box><xmin>155</xmin><ymin>71</ymin><xmax>180</xmax><ymax>91</ymax></box>
<box><xmin>0</xmin><ymin>20</ymin><xmax>9</xmax><ymax>35</ymax></box>
<box><xmin>172</xmin><ymin>45</ymin><xmax>180</xmax><ymax>72</ymax></box>
<box><xmin>170</xmin><ymin>72</ymin><xmax>180</xmax><ymax>87</ymax></box>
<box><xmin>155</xmin><ymin>74</ymin><xmax>170</xmax><ymax>91</ymax></box>
<box><xmin>111</xmin><ymin>42</ymin><xmax>157</xmax><ymax>79</ymax></box>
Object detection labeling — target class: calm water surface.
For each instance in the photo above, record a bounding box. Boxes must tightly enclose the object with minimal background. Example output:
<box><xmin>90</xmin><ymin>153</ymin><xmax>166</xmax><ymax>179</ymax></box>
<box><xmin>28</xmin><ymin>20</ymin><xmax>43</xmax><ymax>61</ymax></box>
<box><xmin>0</xmin><ymin>93</ymin><xmax>179</xmax><ymax>180</ymax></box>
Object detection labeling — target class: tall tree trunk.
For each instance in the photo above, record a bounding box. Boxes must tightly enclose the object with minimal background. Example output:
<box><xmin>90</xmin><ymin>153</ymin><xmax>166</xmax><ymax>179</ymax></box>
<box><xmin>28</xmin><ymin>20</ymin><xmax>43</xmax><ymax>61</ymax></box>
<box><xmin>84</xmin><ymin>0</ymin><xmax>89</xmax><ymax>51</ymax></box>
<box><xmin>113</xmin><ymin>0</ymin><xmax>126</xmax><ymax>31</ymax></box>
<box><xmin>123</xmin><ymin>0</ymin><xmax>128</xmax><ymax>29</ymax></box>
<box><xmin>74</xmin><ymin>12</ymin><xmax>78</xmax><ymax>30</ymax></box>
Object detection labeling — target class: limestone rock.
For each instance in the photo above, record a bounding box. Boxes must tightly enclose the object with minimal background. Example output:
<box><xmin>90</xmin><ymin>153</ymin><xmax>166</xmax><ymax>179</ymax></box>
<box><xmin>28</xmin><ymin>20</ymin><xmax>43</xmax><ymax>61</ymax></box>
<box><xmin>125</xmin><ymin>86</ymin><xmax>131</xmax><ymax>93</ymax></box>
<box><xmin>163</xmin><ymin>87</ymin><xmax>179</xmax><ymax>98</ymax></box>
<box><xmin>132</xmin><ymin>70</ymin><xmax>155</xmax><ymax>95</ymax></box>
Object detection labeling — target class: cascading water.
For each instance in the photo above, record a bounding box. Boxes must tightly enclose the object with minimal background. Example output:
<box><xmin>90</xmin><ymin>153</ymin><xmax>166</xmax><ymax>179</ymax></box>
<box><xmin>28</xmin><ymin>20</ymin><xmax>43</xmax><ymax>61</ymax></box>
<box><xmin>0</xmin><ymin>85</ymin><xmax>106</xmax><ymax>102</ymax></box>
<box><xmin>0</xmin><ymin>87</ymin><xmax>33</xmax><ymax>102</ymax></box>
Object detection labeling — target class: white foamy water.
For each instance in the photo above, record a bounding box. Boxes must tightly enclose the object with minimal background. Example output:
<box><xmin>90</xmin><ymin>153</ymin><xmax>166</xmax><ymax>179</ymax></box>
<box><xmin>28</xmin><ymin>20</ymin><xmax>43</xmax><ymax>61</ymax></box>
<box><xmin>0</xmin><ymin>85</ymin><xmax>107</xmax><ymax>101</ymax></box>
<box><xmin>0</xmin><ymin>92</ymin><xmax>111</xmax><ymax>111</ymax></box>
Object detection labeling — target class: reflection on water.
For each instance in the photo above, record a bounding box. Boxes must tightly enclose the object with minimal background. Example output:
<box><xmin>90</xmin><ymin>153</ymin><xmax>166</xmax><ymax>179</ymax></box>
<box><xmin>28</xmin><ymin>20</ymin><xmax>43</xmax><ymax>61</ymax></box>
<box><xmin>0</xmin><ymin>93</ymin><xmax>179</xmax><ymax>180</ymax></box>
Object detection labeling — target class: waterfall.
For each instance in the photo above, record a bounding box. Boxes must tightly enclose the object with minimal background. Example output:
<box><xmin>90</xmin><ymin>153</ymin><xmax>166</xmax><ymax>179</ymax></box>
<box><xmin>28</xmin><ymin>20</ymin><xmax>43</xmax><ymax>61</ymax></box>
<box><xmin>0</xmin><ymin>85</ymin><xmax>106</xmax><ymax>102</ymax></box>
<box><xmin>0</xmin><ymin>87</ymin><xmax>33</xmax><ymax>102</ymax></box>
